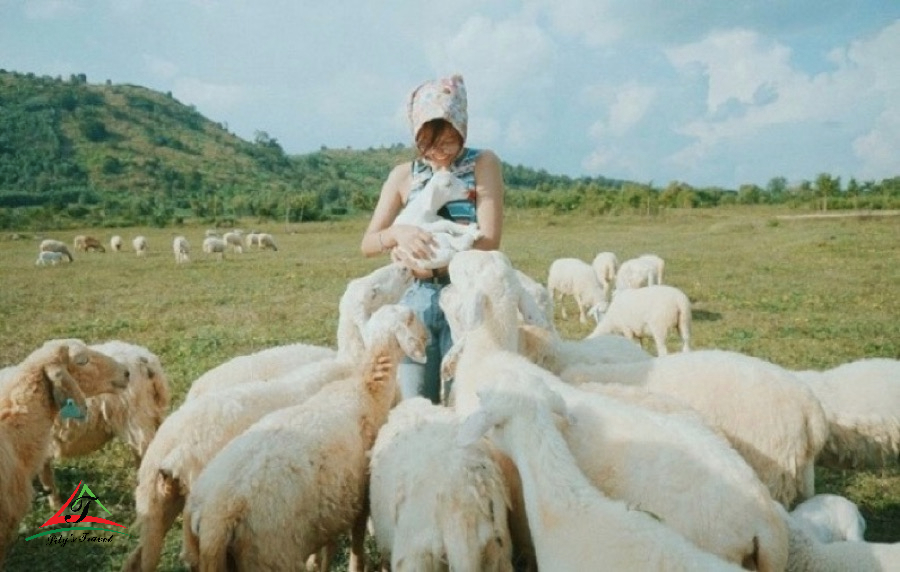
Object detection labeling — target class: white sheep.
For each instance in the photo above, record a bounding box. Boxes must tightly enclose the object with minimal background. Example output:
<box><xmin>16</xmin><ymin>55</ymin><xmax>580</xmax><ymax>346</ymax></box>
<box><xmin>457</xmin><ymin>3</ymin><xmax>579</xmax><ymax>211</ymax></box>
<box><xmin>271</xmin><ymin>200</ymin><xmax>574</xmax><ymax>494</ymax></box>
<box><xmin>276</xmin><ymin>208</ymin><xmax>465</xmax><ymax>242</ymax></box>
<box><xmin>588</xmin><ymin>284</ymin><xmax>692</xmax><ymax>356</ymax></box>
<box><xmin>181</xmin><ymin>304</ymin><xmax>427</xmax><ymax>572</ymax></box>
<box><xmin>244</xmin><ymin>231</ymin><xmax>259</xmax><ymax>249</ymax></box>
<box><xmin>590</xmin><ymin>250</ymin><xmax>618</xmax><ymax>300</ymax></box>
<box><xmin>39</xmin><ymin>340</ymin><xmax>170</xmax><ymax>509</ymax></box>
<box><xmin>517</xmin><ymin>322</ymin><xmax>652</xmax><ymax>375</ymax></box>
<box><xmin>35</xmin><ymin>251</ymin><xmax>65</xmax><ymax>266</ymax></box>
<box><xmin>368</xmin><ymin>397</ymin><xmax>513</xmax><ymax>571</ymax></box>
<box><xmin>201</xmin><ymin>236</ymin><xmax>226</xmax><ymax>260</ymax></box>
<box><xmin>561</xmin><ymin>349</ymin><xmax>830</xmax><ymax>507</ymax></box>
<box><xmin>172</xmin><ymin>235</ymin><xmax>190</xmax><ymax>264</ymax></box>
<box><xmin>546</xmin><ymin>257</ymin><xmax>606</xmax><ymax>324</ymax></box>
<box><xmin>780</xmin><ymin>503</ymin><xmax>900</xmax><ymax>572</ymax></box>
<box><xmin>223</xmin><ymin>230</ymin><xmax>243</xmax><ymax>254</ymax></box>
<box><xmin>790</xmin><ymin>494</ymin><xmax>866</xmax><ymax>543</ymax></box>
<box><xmin>110</xmin><ymin>235</ymin><xmax>123</xmax><ymax>252</ymax></box>
<box><xmin>443</xmin><ymin>251</ymin><xmax>789</xmax><ymax>570</ymax></box>
<box><xmin>513</xmin><ymin>269</ymin><xmax>554</xmax><ymax>328</ymax></box>
<box><xmin>392</xmin><ymin>168</ymin><xmax>483</xmax><ymax>270</ymax></box>
<box><xmin>132</xmin><ymin>235</ymin><xmax>148</xmax><ymax>257</ymax></box>
<box><xmin>457</xmin><ymin>372</ymin><xmax>745</xmax><ymax>571</ymax></box>
<box><xmin>257</xmin><ymin>232</ymin><xmax>278</xmax><ymax>251</ymax></box>
<box><xmin>74</xmin><ymin>234</ymin><xmax>105</xmax><ymax>252</ymax></box>
<box><xmin>39</xmin><ymin>238</ymin><xmax>74</xmax><ymax>262</ymax></box>
<box><xmin>614</xmin><ymin>255</ymin><xmax>660</xmax><ymax>291</ymax></box>
<box><xmin>0</xmin><ymin>339</ymin><xmax>129</xmax><ymax>562</ymax></box>
<box><xmin>204</xmin><ymin>229</ymin><xmax>219</xmax><ymax>238</ymax></box>
<box><xmin>795</xmin><ymin>357</ymin><xmax>900</xmax><ymax>470</ymax></box>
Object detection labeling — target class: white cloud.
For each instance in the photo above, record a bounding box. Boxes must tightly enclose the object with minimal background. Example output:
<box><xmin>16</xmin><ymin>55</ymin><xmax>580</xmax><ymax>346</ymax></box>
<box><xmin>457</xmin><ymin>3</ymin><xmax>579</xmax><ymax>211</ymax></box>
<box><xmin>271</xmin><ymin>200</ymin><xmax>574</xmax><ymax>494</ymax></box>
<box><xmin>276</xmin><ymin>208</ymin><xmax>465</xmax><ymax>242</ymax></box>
<box><xmin>589</xmin><ymin>82</ymin><xmax>656</xmax><ymax>137</ymax></box>
<box><xmin>172</xmin><ymin>77</ymin><xmax>251</xmax><ymax>116</ymax></box>
<box><xmin>853</xmin><ymin>107</ymin><xmax>900</xmax><ymax>181</ymax></box>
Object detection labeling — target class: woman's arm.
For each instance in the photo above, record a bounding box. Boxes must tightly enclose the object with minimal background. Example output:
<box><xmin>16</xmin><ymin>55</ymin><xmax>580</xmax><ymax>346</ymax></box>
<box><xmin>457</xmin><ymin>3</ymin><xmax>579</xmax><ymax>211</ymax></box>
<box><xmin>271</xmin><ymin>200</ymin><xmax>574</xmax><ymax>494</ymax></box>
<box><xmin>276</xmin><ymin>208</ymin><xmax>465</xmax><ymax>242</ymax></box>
<box><xmin>361</xmin><ymin>162</ymin><xmax>437</xmax><ymax>260</ymax></box>
<box><xmin>473</xmin><ymin>149</ymin><xmax>504</xmax><ymax>251</ymax></box>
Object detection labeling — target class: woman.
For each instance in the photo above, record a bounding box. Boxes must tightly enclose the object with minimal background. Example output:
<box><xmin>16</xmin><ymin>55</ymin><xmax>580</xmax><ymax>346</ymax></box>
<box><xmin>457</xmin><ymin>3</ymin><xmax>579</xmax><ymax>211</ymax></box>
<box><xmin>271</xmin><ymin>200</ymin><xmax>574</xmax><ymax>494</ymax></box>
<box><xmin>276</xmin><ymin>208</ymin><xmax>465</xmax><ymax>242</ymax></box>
<box><xmin>361</xmin><ymin>74</ymin><xmax>504</xmax><ymax>404</ymax></box>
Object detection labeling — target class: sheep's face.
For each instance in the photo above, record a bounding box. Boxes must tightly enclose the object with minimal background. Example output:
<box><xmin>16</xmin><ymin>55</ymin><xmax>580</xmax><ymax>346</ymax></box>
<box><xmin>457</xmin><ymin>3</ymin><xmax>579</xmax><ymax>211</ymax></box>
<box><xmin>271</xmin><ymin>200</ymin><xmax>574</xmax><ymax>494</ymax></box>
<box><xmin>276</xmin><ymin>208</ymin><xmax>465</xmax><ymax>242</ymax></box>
<box><xmin>63</xmin><ymin>343</ymin><xmax>130</xmax><ymax>397</ymax></box>
<box><xmin>365</xmin><ymin>305</ymin><xmax>428</xmax><ymax>364</ymax></box>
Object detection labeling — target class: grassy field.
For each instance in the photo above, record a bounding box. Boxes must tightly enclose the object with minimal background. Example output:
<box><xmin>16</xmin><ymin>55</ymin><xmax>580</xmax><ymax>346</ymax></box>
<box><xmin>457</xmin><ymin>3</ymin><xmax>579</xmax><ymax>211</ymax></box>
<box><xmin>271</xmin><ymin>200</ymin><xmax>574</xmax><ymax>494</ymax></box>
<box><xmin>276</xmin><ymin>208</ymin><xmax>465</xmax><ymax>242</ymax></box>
<box><xmin>1</xmin><ymin>206</ymin><xmax>898</xmax><ymax>570</ymax></box>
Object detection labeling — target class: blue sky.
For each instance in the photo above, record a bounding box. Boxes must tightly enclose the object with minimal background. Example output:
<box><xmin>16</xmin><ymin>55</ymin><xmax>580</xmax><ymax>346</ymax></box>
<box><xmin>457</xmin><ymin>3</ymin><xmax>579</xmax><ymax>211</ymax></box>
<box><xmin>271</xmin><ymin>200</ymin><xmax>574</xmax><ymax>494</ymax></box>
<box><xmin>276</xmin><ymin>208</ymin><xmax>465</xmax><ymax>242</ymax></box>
<box><xmin>2</xmin><ymin>1</ymin><xmax>898</xmax><ymax>189</ymax></box>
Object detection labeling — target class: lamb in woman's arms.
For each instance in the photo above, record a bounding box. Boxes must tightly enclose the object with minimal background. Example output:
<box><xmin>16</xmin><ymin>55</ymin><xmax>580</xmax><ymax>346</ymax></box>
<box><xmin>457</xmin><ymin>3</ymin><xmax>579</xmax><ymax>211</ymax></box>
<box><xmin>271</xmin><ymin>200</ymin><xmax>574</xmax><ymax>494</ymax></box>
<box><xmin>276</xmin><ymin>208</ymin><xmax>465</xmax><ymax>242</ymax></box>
<box><xmin>393</xmin><ymin>169</ymin><xmax>483</xmax><ymax>270</ymax></box>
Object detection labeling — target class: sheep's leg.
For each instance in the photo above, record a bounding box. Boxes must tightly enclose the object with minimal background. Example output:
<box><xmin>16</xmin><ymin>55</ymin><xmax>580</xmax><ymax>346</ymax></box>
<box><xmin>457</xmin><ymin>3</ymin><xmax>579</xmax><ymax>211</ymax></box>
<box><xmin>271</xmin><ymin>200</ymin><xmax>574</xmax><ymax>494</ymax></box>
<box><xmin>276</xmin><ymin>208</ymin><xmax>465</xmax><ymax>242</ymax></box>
<box><xmin>348</xmin><ymin>506</ymin><xmax>370</xmax><ymax>572</ymax></box>
<box><xmin>123</xmin><ymin>487</ymin><xmax>184</xmax><ymax>572</ymax></box>
<box><xmin>651</xmin><ymin>328</ymin><xmax>669</xmax><ymax>356</ymax></box>
<box><xmin>575</xmin><ymin>295</ymin><xmax>588</xmax><ymax>324</ymax></box>
<box><xmin>38</xmin><ymin>460</ymin><xmax>61</xmax><ymax>509</ymax></box>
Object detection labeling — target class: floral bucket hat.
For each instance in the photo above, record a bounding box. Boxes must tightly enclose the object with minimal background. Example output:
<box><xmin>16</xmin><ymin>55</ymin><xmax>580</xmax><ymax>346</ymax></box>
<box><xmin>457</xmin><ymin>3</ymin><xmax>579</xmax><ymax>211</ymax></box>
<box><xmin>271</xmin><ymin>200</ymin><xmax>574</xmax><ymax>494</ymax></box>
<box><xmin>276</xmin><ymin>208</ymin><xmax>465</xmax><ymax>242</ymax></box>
<box><xmin>407</xmin><ymin>74</ymin><xmax>468</xmax><ymax>143</ymax></box>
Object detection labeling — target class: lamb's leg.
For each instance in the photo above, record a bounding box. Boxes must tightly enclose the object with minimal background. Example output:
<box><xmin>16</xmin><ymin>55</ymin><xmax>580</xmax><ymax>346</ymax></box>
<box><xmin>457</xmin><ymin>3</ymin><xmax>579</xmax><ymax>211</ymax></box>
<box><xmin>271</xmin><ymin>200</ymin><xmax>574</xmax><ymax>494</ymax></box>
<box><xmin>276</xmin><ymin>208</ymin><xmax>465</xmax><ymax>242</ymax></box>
<box><xmin>575</xmin><ymin>295</ymin><xmax>588</xmax><ymax>324</ymax></box>
<box><xmin>347</xmin><ymin>505</ymin><xmax>370</xmax><ymax>572</ymax></box>
<box><xmin>123</xmin><ymin>477</ymin><xmax>185</xmax><ymax>572</ymax></box>
<box><xmin>652</xmin><ymin>328</ymin><xmax>669</xmax><ymax>356</ymax></box>
<box><xmin>39</xmin><ymin>460</ymin><xmax>62</xmax><ymax>509</ymax></box>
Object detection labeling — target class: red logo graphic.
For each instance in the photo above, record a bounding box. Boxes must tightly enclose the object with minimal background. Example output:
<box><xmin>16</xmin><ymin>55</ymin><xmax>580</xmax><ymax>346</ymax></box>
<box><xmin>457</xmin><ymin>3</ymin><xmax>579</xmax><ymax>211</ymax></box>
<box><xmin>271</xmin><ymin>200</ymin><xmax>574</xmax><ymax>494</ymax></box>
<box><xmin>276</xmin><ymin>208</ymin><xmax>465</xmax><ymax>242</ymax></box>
<box><xmin>26</xmin><ymin>481</ymin><xmax>129</xmax><ymax>542</ymax></box>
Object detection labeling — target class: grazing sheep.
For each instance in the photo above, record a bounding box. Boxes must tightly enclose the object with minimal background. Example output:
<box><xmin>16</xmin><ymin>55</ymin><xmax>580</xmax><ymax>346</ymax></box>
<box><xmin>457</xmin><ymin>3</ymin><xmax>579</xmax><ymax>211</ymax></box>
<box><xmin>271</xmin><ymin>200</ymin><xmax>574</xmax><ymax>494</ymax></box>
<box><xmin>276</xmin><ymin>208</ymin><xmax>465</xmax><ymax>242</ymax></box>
<box><xmin>39</xmin><ymin>341</ymin><xmax>170</xmax><ymax>509</ymax></box>
<box><xmin>457</xmin><ymin>372</ymin><xmax>744</xmax><ymax>572</ymax></box>
<box><xmin>35</xmin><ymin>251</ymin><xmax>65</xmax><ymax>266</ymax></box>
<box><xmin>172</xmin><ymin>236</ymin><xmax>190</xmax><ymax>264</ymax></box>
<box><xmin>391</xmin><ymin>168</ymin><xmax>483</xmax><ymax>270</ymax></box>
<box><xmin>590</xmin><ymin>251</ymin><xmax>618</xmax><ymax>300</ymax></box>
<box><xmin>517</xmin><ymin>322</ymin><xmax>652</xmax><ymax>375</ymax></box>
<box><xmin>0</xmin><ymin>339</ymin><xmax>129</xmax><ymax>561</ymax></box>
<box><xmin>369</xmin><ymin>397</ymin><xmax>513</xmax><ymax>571</ymax></box>
<box><xmin>513</xmin><ymin>269</ymin><xmax>554</xmax><ymax>329</ymax></box>
<box><xmin>244</xmin><ymin>231</ymin><xmax>260</xmax><ymax>249</ymax></box>
<box><xmin>443</xmin><ymin>251</ymin><xmax>789</xmax><ymax>570</ymax></box>
<box><xmin>133</xmin><ymin>236</ymin><xmax>148</xmax><ymax>257</ymax></box>
<box><xmin>588</xmin><ymin>284</ymin><xmax>692</xmax><ymax>356</ymax></box>
<box><xmin>39</xmin><ymin>239</ymin><xmax>74</xmax><ymax>262</ymax></box>
<box><xmin>223</xmin><ymin>230</ymin><xmax>243</xmax><ymax>254</ymax></box>
<box><xmin>181</xmin><ymin>305</ymin><xmax>427</xmax><ymax>572</ymax></box>
<box><xmin>110</xmin><ymin>235</ymin><xmax>123</xmax><ymax>252</ymax></box>
<box><xmin>257</xmin><ymin>232</ymin><xmax>278</xmax><ymax>251</ymax></box>
<box><xmin>201</xmin><ymin>236</ymin><xmax>226</xmax><ymax>260</ymax></box>
<box><xmin>561</xmin><ymin>349</ymin><xmax>830</xmax><ymax>507</ymax></box>
<box><xmin>614</xmin><ymin>255</ymin><xmax>661</xmax><ymax>291</ymax></box>
<box><xmin>795</xmin><ymin>357</ymin><xmax>900</xmax><ymax>470</ymax></box>
<box><xmin>74</xmin><ymin>234</ymin><xmax>106</xmax><ymax>252</ymax></box>
<box><xmin>790</xmin><ymin>494</ymin><xmax>866</xmax><ymax>543</ymax></box>
<box><xmin>546</xmin><ymin>257</ymin><xmax>606</xmax><ymax>324</ymax></box>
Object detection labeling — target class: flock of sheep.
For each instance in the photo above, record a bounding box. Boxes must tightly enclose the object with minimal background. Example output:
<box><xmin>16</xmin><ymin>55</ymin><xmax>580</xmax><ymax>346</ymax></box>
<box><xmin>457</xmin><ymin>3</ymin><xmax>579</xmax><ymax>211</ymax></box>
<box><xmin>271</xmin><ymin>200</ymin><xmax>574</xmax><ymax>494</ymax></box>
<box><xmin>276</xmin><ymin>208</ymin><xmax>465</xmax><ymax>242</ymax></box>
<box><xmin>33</xmin><ymin>229</ymin><xmax>279</xmax><ymax>266</ymax></box>
<box><xmin>2</xmin><ymin>244</ymin><xmax>899</xmax><ymax>571</ymax></box>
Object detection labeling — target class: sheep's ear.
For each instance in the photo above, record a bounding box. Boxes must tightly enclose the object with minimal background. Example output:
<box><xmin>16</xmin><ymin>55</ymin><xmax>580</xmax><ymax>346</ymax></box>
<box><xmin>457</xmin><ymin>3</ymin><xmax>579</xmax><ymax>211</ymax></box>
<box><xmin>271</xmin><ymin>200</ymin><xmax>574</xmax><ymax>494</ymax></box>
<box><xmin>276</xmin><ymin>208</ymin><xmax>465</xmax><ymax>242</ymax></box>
<box><xmin>516</xmin><ymin>288</ymin><xmax>551</xmax><ymax>329</ymax></box>
<box><xmin>44</xmin><ymin>361</ymin><xmax>86</xmax><ymax>419</ymax></box>
<box><xmin>461</xmin><ymin>290</ymin><xmax>488</xmax><ymax>331</ymax></box>
<box><xmin>440</xmin><ymin>340</ymin><xmax>463</xmax><ymax>383</ymax></box>
<box><xmin>457</xmin><ymin>408</ymin><xmax>499</xmax><ymax>447</ymax></box>
<box><xmin>139</xmin><ymin>356</ymin><xmax>154</xmax><ymax>379</ymax></box>
<box><xmin>398</xmin><ymin>314</ymin><xmax>427</xmax><ymax>364</ymax></box>
<box><xmin>67</xmin><ymin>342</ymin><xmax>90</xmax><ymax>366</ymax></box>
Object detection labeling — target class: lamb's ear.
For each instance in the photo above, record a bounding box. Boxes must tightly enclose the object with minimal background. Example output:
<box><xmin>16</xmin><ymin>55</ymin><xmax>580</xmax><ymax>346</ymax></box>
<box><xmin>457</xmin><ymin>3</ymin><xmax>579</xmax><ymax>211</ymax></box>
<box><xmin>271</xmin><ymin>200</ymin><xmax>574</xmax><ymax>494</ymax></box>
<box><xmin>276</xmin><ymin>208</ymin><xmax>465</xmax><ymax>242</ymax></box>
<box><xmin>398</xmin><ymin>313</ymin><xmax>427</xmax><ymax>364</ymax></box>
<box><xmin>460</xmin><ymin>289</ymin><xmax>488</xmax><ymax>331</ymax></box>
<box><xmin>44</xmin><ymin>359</ymin><xmax>87</xmax><ymax>420</ymax></box>
<box><xmin>440</xmin><ymin>340</ymin><xmax>463</xmax><ymax>384</ymax></box>
<box><xmin>457</xmin><ymin>408</ymin><xmax>500</xmax><ymax>447</ymax></box>
<box><xmin>516</xmin><ymin>287</ymin><xmax>552</xmax><ymax>329</ymax></box>
<box><xmin>67</xmin><ymin>341</ymin><xmax>91</xmax><ymax>366</ymax></box>
<box><xmin>139</xmin><ymin>356</ymin><xmax>154</xmax><ymax>379</ymax></box>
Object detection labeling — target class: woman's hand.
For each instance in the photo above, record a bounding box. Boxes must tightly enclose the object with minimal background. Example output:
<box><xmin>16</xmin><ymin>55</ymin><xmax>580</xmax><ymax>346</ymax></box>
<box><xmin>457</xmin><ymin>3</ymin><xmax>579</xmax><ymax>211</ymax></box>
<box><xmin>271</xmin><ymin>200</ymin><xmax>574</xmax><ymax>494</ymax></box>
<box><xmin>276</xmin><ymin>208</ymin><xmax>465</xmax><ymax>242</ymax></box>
<box><xmin>390</xmin><ymin>224</ymin><xmax>437</xmax><ymax>261</ymax></box>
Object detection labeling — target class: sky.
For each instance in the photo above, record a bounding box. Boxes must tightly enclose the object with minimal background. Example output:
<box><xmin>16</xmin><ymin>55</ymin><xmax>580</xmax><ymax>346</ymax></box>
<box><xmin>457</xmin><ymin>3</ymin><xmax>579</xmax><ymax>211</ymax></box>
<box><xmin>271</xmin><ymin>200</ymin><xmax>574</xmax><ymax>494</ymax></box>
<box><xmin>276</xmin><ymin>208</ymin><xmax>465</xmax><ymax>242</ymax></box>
<box><xmin>2</xmin><ymin>1</ymin><xmax>899</xmax><ymax>190</ymax></box>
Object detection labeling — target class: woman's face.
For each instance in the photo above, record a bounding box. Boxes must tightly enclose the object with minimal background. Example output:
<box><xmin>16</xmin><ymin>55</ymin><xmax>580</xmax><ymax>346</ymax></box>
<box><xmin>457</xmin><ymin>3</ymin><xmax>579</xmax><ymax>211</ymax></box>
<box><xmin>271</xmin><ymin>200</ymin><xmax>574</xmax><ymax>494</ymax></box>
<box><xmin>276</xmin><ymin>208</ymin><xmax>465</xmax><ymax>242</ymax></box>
<box><xmin>417</xmin><ymin>121</ymin><xmax>463</xmax><ymax>168</ymax></box>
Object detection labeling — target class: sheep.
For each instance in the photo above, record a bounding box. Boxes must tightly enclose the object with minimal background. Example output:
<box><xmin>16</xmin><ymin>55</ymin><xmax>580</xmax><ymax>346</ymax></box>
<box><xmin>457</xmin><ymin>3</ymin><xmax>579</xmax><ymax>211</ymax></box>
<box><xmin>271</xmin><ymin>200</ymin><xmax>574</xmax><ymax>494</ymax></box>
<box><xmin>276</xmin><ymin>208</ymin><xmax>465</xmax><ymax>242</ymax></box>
<box><xmin>780</xmin><ymin>503</ymin><xmax>900</xmax><ymax>572</ymax></box>
<box><xmin>223</xmin><ymin>230</ymin><xmax>243</xmax><ymax>254</ymax></box>
<box><xmin>443</xmin><ymin>251</ymin><xmax>789</xmax><ymax>570</ymax></box>
<box><xmin>201</xmin><ymin>236</ymin><xmax>226</xmax><ymax>260</ymax></box>
<box><xmin>39</xmin><ymin>341</ymin><xmax>170</xmax><ymax>509</ymax></box>
<box><xmin>368</xmin><ymin>397</ymin><xmax>513</xmax><ymax>571</ymax></box>
<box><xmin>614</xmin><ymin>255</ymin><xmax>661</xmax><ymax>291</ymax></box>
<box><xmin>561</xmin><ymin>349</ymin><xmax>830</xmax><ymax>507</ymax></box>
<box><xmin>39</xmin><ymin>238</ymin><xmax>74</xmax><ymax>262</ymax></box>
<box><xmin>35</xmin><ymin>250</ymin><xmax>65</xmax><ymax>266</ymax></box>
<box><xmin>0</xmin><ymin>339</ymin><xmax>129</xmax><ymax>561</ymax></box>
<box><xmin>258</xmin><ymin>232</ymin><xmax>278</xmax><ymax>251</ymax></box>
<box><xmin>794</xmin><ymin>357</ymin><xmax>900</xmax><ymax>470</ymax></box>
<box><xmin>244</xmin><ymin>231</ymin><xmax>260</xmax><ymax>249</ymax></box>
<box><xmin>110</xmin><ymin>235</ymin><xmax>123</xmax><ymax>252</ymax></box>
<box><xmin>204</xmin><ymin>229</ymin><xmax>219</xmax><ymax>238</ymax></box>
<box><xmin>181</xmin><ymin>304</ymin><xmax>427</xmax><ymax>572</ymax></box>
<box><xmin>546</xmin><ymin>257</ymin><xmax>606</xmax><ymax>324</ymax></box>
<box><xmin>517</xmin><ymin>322</ymin><xmax>652</xmax><ymax>375</ymax></box>
<box><xmin>590</xmin><ymin>250</ymin><xmax>618</xmax><ymax>300</ymax></box>
<box><xmin>391</xmin><ymin>168</ymin><xmax>483</xmax><ymax>270</ymax></box>
<box><xmin>74</xmin><ymin>234</ymin><xmax>106</xmax><ymax>252</ymax></box>
<box><xmin>790</xmin><ymin>494</ymin><xmax>866</xmax><ymax>543</ymax></box>
<box><xmin>133</xmin><ymin>235</ymin><xmax>148</xmax><ymax>257</ymax></box>
<box><xmin>513</xmin><ymin>269</ymin><xmax>554</xmax><ymax>328</ymax></box>
<box><xmin>588</xmin><ymin>284</ymin><xmax>692</xmax><ymax>356</ymax></box>
<box><xmin>457</xmin><ymin>372</ymin><xmax>745</xmax><ymax>572</ymax></box>
<box><xmin>172</xmin><ymin>236</ymin><xmax>190</xmax><ymax>264</ymax></box>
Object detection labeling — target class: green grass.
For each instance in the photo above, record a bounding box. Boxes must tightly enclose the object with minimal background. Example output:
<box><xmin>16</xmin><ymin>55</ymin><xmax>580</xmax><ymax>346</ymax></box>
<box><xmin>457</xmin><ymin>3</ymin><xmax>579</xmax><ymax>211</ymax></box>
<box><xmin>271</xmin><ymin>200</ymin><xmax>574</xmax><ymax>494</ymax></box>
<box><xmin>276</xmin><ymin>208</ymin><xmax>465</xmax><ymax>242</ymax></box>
<box><xmin>1</xmin><ymin>206</ymin><xmax>898</xmax><ymax>570</ymax></box>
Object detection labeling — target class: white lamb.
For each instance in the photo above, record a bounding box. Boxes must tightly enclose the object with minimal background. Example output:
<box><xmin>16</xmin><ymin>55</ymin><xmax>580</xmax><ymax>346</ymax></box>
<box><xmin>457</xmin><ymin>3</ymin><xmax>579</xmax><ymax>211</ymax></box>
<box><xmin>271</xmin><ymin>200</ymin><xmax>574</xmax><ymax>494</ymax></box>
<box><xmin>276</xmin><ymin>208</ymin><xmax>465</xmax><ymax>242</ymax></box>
<box><xmin>614</xmin><ymin>255</ymin><xmax>661</xmax><ymax>291</ymax></box>
<box><xmin>443</xmin><ymin>251</ymin><xmax>789</xmax><ymax>570</ymax></box>
<box><xmin>110</xmin><ymin>235</ymin><xmax>123</xmax><ymax>252</ymax></box>
<box><xmin>369</xmin><ymin>397</ymin><xmax>513</xmax><ymax>571</ymax></box>
<box><xmin>202</xmin><ymin>236</ymin><xmax>226</xmax><ymax>260</ymax></box>
<box><xmin>513</xmin><ymin>269</ymin><xmax>554</xmax><ymax>329</ymax></box>
<box><xmin>457</xmin><ymin>372</ymin><xmax>745</xmax><ymax>572</ymax></box>
<box><xmin>257</xmin><ymin>232</ymin><xmax>278</xmax><ymax>251</ymax></box>
<box><xmin>590</xmin><ymin>250</ymin><xmax>618</xmax><ymax>300</ymax></box>
<box><xmin>794</xmin><ymin>357</ymin><xmax>900</xmax><ymax>470</ymax></box>
<box><xmin>790</xmin><ymin>494</ymin><xmax>866</xmax><ymax>543</ymax></box>
<box><xmin>181</xmin><ymin>305</ymin><xmax>427</xmax><ymax>572</ymax></box>
<box><xmin>39</xmin><ymin>238</ymin><xmax>74</xmax><ymax>262</ymax></box>
<box><xmin>244</xmin><ymin>232</ymin><xmax>259</xmax><ymax>249</ymax></box>
<box><xmin>172</xmin><ymin>235</ymin><xmax>190</xmax><ymax>264</ymax></box>
<box><xmin>546</xmin><ymin>257</ymin><xmax>606</xmax><ymax>324</ymax></box>
<box><xmin>0</xmin><ymin>339</ymin><xmax>129</xmax><ymax>562</ymax></box>
<box><xmin>517</xmin><ymin>322</ymin><xmax>652</xmax><ymax>375</ymax></box>
<box><xmin>561</xmin><ymin>349</ymin><xmax>830</xmax><ymax>507</ymax></box>
<box><xmin>133</xmin><ymin>235</ymin><xmax>148</xmax><ymax>257</ymax></box>
<box><xmin>35</xmin><ymin>251</ymin><xmax>65</xmax><ymax>266</ymax></box>
<box><xmin>392</xmin><ymin>168</ymin><xmax>483</xmax><ymax>270</ymax></box>
<box><xmin>39</xmin><ymin>341</ymin><xmax>170</xmax><ymax>509</ymax></box>
<box><xmin>588</xmin><ymin>284</ymin><xmax>692</xmax><ymax>356</ymax></box>
<box><xmin>223</xmin><ymin>230</ymin><xmax>243</xmax><ymax>254</ymax></box>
